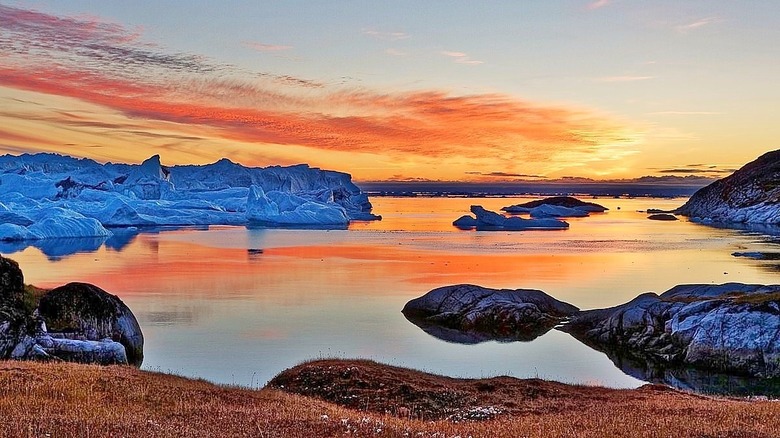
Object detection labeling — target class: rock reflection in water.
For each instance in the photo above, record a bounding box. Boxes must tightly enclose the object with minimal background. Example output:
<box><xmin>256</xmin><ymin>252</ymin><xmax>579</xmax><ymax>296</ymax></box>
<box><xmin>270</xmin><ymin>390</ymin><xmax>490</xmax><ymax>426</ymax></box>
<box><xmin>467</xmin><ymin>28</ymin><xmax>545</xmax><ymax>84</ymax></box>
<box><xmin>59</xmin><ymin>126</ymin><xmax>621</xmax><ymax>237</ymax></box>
<box><xmin>596</xmin><ymin>347</ymin><xmax>780</xmax><ymax>397</ymax></box>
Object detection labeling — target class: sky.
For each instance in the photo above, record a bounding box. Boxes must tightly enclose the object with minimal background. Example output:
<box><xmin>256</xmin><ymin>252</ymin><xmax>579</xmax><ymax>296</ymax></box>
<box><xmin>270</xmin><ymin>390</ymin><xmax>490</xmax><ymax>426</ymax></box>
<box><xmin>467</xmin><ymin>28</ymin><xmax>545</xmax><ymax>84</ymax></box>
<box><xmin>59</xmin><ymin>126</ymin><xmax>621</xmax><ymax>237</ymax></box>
<box><xmin>1</xmin><ymin>1</ymin><xmax>778</xmax><ymax>183</ymax></box>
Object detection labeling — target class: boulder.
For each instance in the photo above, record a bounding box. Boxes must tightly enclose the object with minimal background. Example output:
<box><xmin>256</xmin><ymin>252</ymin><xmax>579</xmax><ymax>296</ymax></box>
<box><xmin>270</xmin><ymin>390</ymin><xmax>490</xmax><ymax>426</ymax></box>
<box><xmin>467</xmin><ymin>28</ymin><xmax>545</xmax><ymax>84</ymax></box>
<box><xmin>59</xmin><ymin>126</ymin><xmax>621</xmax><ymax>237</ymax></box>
<box><xmin>402</xmin><ymin>284</ymin><xmax>579</xmax><ymax>342</ymax></box>
<box><xmin>37</xmin><ymin>282</ymin><xmax>144</xmax><ymax>366</ymax></box>
<box><xmin>561</xmin><ymin>283</ymin><xmax>780</xmax><ymax>378</ymax></box>
<box><xmin>0</xmin><ymin>257</ymin><xmax>30</xmax><ymax>358</ymax></box>
<box><xmin>647</xmin><ymin>213</ymin><xmax>678</xmax><ymax>221</ymax></box>
<box><xmin>677</xmin><ymin>149</ymin><xmax>780</xmax><ymax>223</ymax></box>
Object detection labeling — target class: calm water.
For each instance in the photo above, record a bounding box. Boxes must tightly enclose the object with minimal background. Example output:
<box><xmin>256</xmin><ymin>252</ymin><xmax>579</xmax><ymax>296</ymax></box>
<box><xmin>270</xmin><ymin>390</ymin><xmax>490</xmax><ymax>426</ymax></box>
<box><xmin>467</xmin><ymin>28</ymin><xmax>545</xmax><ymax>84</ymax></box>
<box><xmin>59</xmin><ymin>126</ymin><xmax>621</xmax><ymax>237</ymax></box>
<box><xmin>9</xmin><ymin>197</ymin><xmax>780</xmax><ymax>390</ymax></box>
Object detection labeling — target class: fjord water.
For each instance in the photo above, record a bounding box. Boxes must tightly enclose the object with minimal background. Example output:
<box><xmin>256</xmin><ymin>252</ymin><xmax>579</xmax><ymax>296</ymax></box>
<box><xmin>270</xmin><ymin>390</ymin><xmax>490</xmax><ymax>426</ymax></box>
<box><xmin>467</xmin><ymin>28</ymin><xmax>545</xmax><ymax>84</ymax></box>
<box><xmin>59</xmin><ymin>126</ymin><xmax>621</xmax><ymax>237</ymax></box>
<box><xmin>11</xmin><ymin>197</ymin><xmax>780</xmax><ymax>389</ymax></box>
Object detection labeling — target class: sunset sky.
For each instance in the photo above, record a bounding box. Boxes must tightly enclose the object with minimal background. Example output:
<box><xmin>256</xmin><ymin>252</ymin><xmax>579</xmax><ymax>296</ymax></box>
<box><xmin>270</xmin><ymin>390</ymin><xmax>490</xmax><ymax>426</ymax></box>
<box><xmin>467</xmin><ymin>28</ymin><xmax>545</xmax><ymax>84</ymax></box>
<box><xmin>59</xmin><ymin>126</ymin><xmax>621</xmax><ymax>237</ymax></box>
<box><xmin>1</xmin><ymin>1</ymin><xmax>778</xmax><ymax>182</ymax></box>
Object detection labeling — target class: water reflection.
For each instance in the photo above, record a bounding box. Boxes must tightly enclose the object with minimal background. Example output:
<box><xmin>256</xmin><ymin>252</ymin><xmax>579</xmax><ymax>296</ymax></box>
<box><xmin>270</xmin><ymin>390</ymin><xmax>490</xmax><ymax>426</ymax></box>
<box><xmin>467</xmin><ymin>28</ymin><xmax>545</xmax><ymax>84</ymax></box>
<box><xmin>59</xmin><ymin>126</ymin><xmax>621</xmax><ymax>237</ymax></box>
<box><xmin>595</xmin><ymin>347</ymin><xmax>780</xmax><ymax>396</ymax></box>
<box><xmin>403</xmin><ymin>314</ymin><xmax>555</xmax><ymax>344</ymax></box>
<box><xmin>8</xmin><ymin>197</ymin><xmax>780</xmax><ymax>394</ymax></box>
<box><xmin>0</xmin><ymin>236</ymin><xmax>108</xmax><ymax>260</ymax></box>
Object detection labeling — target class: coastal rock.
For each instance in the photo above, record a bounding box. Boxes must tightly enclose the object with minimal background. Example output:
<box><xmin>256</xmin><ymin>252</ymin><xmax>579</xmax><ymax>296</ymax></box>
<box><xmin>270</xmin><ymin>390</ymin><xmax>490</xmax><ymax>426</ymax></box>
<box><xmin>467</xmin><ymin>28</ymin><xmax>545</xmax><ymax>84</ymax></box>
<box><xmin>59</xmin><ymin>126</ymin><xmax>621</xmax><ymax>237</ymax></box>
<box><xmin>647</xmin><ymin>213</ymin><xmax>678</xmax><ymax>221</ymax></box>
<box><xmin>561</xmin><ymin>283</ymin><xmax>780</xmax><ymax>378</ymax></box>
<box><xmin>677</xmin><ymin>149</ymin><xmax>780</xmax><ymax>223</ymax></box>
<box><xmin>402</xmin><ymin>284</ymin><xmax>579</xmax><ymax>341</ymax></box>
<box><xmin>503</xmin><ymin>196</ymin><xmax>608</xmax><ymax>214</ymax></box>
<box><xmin>37</xmin><ymin>282</ymin><xmax>144</xmax><ymax>366</ymax></box>
<box><xmin>453</xmin><ymin>206</ymin><xmax>569</xmax><ymax>231</ymax></box>
<box><xmin>0</xmin><ymin>257</ymin><xmax>30</xmax><ymax>358</ymax></box>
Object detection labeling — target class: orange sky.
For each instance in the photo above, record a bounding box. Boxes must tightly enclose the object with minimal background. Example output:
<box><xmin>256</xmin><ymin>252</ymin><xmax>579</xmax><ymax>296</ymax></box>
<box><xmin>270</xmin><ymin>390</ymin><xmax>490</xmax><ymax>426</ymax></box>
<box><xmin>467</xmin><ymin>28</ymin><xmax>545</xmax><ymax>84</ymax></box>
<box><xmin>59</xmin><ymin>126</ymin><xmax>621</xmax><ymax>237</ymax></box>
<box><xmin>1</xmin><ymin>2</ymin><xmax>778</xmax><ymax>182</ymax></box>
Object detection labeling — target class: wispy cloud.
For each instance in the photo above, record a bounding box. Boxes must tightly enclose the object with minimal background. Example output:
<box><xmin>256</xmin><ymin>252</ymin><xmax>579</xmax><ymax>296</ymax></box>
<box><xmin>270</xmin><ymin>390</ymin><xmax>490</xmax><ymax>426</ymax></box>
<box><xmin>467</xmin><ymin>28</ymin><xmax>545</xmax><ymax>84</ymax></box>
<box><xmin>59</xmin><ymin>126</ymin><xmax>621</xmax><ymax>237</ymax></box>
<box><xmin>651</xmin><ymin>163</ymin><xmax>736</xmax><ymax>176</ymax></box>
<box><xmin>595</xmin><ymin>76</ymin><xmax>654</xmax><ymax>82</ymax></box>
<box><xmin>587</xmin><ymin>0</ymin><xmax>610</xmax><ymax>10</ymax></box>
<box><xmin>648</xmin><ymin>111</ymin><xmax>722</xmax><ymax>115</ymax></box>
<box><xmin>677</xmin><ymin>17</ymin><xmax>722</xmax><ymax>32</ymax></box>
<box><xmin>385</xmin><ymin>48</ymin><xmax>406</xmax><ymax>57</ymax></box>
<box><xmin>441</xmin><ymin>51</ymin><xmax>483</xmax><ymax>65</ymax></box>
<box><xmin>465</xmin><ymin>171</ymin><xmax>547</xmax><ymax>179</ymax></box>
<box><xmin>362</xmin><ymin>28</ymin><xmax>410</xmax><ymax>41</ymax></box>
<box><xmin>242</xmin><ymin>41</ymin><xmax>293</xmax><ymax>52</ymax></box>
<box><xmin>0</xmin><ymin>4</ymin><xmax>639</xmax><ymax>169</ymax></box>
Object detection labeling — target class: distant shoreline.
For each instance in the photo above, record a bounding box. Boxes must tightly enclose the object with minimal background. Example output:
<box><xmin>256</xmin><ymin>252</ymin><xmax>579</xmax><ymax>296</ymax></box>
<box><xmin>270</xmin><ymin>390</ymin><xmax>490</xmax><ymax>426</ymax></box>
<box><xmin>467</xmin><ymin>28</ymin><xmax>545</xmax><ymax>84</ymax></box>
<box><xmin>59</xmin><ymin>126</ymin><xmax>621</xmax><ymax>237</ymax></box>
<box><xmin>359</xmin><ymin>181</ymin><xmax>703</xmax><ymax>198</ymax></box>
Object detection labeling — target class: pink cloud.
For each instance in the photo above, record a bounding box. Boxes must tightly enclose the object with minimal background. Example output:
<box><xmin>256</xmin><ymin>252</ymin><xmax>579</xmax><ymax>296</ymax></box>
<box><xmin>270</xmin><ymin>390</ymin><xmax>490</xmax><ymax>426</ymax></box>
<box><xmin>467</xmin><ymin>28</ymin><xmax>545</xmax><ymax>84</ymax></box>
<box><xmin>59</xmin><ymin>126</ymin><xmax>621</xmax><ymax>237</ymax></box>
<box><xmin>242</xmin><ymin>41</ymin><xmax>293</xmax><ymax>52</ymax></box>
<box><xmin>0</xmin><ymin>4</ymin><xmax>638</xmax><ymax>165</ymax></box>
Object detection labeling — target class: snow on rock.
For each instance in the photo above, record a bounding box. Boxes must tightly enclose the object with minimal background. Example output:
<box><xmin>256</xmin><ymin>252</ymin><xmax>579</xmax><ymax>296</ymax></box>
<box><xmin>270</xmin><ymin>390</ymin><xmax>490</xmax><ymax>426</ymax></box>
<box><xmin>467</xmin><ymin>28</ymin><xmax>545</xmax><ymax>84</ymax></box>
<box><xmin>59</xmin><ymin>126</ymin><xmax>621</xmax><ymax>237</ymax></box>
<box><xmin>0</xmin><ymin>153</ymin><xmax>379</xmax><ymax>244</ymax></box>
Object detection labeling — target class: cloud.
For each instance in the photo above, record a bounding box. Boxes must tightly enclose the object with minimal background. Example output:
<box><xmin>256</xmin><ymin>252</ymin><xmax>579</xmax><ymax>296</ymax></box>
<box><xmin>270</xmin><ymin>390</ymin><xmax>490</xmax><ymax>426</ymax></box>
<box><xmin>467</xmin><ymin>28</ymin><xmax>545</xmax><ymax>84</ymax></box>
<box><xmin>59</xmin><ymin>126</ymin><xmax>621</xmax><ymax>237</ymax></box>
<box><xmin>362</xmin><ymin>29</ymin><xmax>410</xmax><ymax>41</ymax></box>
<box><xmin>677</xmin><ymin>17</ymin><xmax>722</xmax><ymax>32</ymax></box>
<box><xmin>648</xmin><ymin>111</ymin><xmax>722</xmax><ymax>115</ymax></box>
<box><xmin>465</xmin><ymin>171</ymin><xmax>547</xmax><ymax>179</ymax></box>
<box><xmin>0</xmin><ymin>4</ymin><xmax>639</xmax><ymax>169</ymax></box>
<box><xmin>595</xmin><ymin>76</ymin><xmax>654</xmax><ymax>82</ymax></box>
<box><xmin>441</xmin><ymin>51</ymin><xmax>483</xmax><ymax>65</ymax></box>
<box><xmin>242</xmin><ymin>41</ymin><xmax>293</xmax><ymax>52</ymax></box>
<box><xmin>385</xmin><ymin>48</ymin><xmax>406</xmax><ymax>57</ymax></box>
<box><xmin>588</xmin><ymin>0</ymin><xmax>610</xmax><ymax>10</ymax></box>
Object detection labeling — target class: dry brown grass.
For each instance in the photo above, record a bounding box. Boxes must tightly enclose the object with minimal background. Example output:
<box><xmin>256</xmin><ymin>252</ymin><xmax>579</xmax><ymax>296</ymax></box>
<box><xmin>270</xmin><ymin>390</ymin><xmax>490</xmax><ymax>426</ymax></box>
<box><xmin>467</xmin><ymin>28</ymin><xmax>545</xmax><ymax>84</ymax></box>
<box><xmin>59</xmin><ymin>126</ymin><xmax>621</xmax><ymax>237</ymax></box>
<box><xmin>1</xmin><ymin>360</ymin><xmax>779</xmax><ymax>437</ymax></box>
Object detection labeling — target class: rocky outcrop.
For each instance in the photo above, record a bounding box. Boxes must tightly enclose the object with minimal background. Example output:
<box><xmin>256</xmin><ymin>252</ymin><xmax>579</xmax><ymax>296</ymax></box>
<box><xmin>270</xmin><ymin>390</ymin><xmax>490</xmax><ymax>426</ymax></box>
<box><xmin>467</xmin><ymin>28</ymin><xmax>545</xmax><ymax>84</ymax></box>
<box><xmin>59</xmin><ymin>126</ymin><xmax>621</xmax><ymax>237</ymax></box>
<box><xmin>647</xmin><ymin>213</ymin><xmax>678</xmax><ymax>221</ymax></box>
<box><xmin>0</xmin><ymin>255</ymin><xmax>143</xmax><ymax>366</ymax></box>
<box><xmin>503</xmin><ymin>196</ymin><xmax>608</xmax><ymax>213</ymax></box>
<box><xmin>402</xmin><ymin>284</ymin><xmax>579</xmax><ymax>342</ymax></box>
<box><xmin>453</xmin><ymin>206</ymin><xmax>569</xmax><ymax>230</ymax></box>
<box><xmin>561</xmin><ymin>283</ymin><xmax>780</xmax><ymax>378</ymax></box>
<box><xmin>677</xmin><ymin>150</ymin><xmax>780</xmax><ymax>223</ymax></box>
<box><xmin>0</xmin><ymin>257</ymin><xmax>31</xmax><ymax>358</ymax></box>
<box><xmin>38</xmin><ymin>283</ymin><xmax>144</xmax><ymax>366</ymax></box>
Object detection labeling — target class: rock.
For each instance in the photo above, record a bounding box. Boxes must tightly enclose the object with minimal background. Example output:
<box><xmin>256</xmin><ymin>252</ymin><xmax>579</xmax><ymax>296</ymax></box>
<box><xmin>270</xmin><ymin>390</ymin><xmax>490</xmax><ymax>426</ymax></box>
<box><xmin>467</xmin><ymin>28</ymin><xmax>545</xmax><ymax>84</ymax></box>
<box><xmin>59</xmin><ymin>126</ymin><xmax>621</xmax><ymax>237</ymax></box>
<box><xmin>37</xmin><ymin>282</ymin><xmax>144</xmax><ymax>366</ymax></box>
<box><xmin>561</xmin><ymin>283</ymin><xmax>780</xmax><ymax>378</ymax></box>
<box><xmin>647</xmin><ymin>213</ymin><xmax>678</xmax><ymax>221</ymax></box>
<box><xmin>402</xmin><ymin>284</ymin><xmax>579</xmax><ymax>342</ymax></box>
<box><xmin>677</xmin><ymin>149</ymin><xmax>780</xmax><ymax>223</ymax></box>
<box><xmin>503</xmin><ymin>196</ymin><xmax>608</xmax><ymax>213</ymax></box>
<box><xmin>0</xmin><ymin>256</ymin><xmax>30</xmax><ymax>358</ymax></box>
<box><xmin>0</xmin><ymin>256</ymin><xmax>25</xmax><ymax>302</ymax></box>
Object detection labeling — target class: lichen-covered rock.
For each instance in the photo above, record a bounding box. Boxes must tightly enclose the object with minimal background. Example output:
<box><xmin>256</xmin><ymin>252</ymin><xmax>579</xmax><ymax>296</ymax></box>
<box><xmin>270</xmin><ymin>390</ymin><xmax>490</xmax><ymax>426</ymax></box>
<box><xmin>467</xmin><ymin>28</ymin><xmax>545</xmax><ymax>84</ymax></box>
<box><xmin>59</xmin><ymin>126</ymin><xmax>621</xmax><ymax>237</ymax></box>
<box><xmin>677</xmin><ymin>150</ymin><xmax>780</xmax><ymax>223</ymax></box>
<box><xmin>561</xmin><ymin>283</ymin><xmax>780</xmax><ymax>378</ymax></box>
<box><xmin>402</xmin><ymin>284</ymin><xmax>579</xmax><ymax>342</ymax></box>
<box><xmin>38</xmin><ymin>282</ymin><xmax>144</xmax><ymax>366</ymax></box>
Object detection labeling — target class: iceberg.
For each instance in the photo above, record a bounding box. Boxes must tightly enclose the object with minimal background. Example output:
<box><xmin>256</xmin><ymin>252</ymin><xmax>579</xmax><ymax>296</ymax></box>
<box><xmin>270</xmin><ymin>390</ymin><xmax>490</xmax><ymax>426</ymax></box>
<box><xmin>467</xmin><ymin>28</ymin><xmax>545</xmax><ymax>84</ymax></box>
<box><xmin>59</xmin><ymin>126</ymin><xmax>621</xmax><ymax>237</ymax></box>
<box><xmin>453</xmin><ymin>205</ymin><xmax>569</xmax><ymax>231</ymax></box>
<box><xmin>0</xmin><ymin>153</ymin><xmax>380</xmax><ymax>245</ymax></box>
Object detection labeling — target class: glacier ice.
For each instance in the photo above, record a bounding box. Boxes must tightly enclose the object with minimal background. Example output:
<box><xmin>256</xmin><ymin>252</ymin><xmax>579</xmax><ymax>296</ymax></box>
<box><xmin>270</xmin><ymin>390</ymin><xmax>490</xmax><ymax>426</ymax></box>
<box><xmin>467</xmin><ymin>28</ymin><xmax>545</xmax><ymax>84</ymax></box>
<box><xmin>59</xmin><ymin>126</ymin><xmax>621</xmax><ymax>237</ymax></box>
<box><xmin>453</xmin><ymin>205</ymin><xmax>569</xmax><ymax>230</ymax></box>
<box><xmin>0</xmin><ymin>153</ymin><xmax>380</xmax><ymax>247</ymax></box>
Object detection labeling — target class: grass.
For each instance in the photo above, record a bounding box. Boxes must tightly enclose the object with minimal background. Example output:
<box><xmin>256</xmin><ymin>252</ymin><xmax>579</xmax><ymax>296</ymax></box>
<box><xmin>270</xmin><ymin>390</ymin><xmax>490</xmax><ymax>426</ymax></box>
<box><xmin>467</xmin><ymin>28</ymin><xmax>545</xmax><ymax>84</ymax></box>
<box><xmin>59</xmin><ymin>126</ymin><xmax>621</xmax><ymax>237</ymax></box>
<box><xmin>1</xmin><ymin>360</ymin><xmax>780</xmax><ymax>437</ymax></box>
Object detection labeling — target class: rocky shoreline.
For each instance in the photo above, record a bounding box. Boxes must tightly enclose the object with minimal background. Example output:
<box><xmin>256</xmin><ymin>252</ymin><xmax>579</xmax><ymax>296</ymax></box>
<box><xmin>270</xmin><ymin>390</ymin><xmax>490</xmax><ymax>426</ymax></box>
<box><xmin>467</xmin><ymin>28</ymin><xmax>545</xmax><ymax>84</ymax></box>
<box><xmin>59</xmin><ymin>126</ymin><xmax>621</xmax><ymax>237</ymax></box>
<box><xmin>404</xmin><ymin>282</ymin><xmax>780</xmax><ymax>394</ymax></box>
<box><xmin>0</xmin><ymin>256</ymin><xmax>143</xmax><ymax>366</ymax></box>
